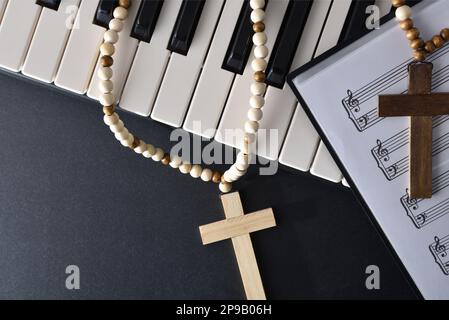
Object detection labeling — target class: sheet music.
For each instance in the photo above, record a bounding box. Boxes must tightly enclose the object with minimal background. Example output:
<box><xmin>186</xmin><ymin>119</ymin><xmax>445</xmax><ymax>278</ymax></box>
<box><xmin>290</xmin><ymin>0</ymin><xmax>449</xmax><ymax>299</ymax></box>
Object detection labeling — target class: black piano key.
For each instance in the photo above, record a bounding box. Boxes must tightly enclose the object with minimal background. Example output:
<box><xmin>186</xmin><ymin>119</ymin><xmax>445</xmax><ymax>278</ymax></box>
<box><xmin>265</xmin><ymin>0</ymin><xmax>313</xmax><ymax>89</ymax></box>
<box><xmin>36</xmin><ymin>0</ymin><xmax>61</xmax><ymax>11</ymax></box>
<box><xmin>131</xmin><ymin>0</ymin><xmax>164</xmax><ymax>43</ymax></box>
<box><xmin>93</xmin><ymin>0</ymin><xmax>118</xmax><ymax>29</ymax></box>
<box><xmin>339</xmin><ymin>0</ymin><xmax>375</xmax><ymax>43</ymax></box>
<box><xmin>221</xmin><ymin>0</ymin><xmax>253</xmax><ymax>75</ymax></box>
<box><xmin>167</xmin><ymin>0</ymin><xmax>205</xmax><ymax>56</ymax></box>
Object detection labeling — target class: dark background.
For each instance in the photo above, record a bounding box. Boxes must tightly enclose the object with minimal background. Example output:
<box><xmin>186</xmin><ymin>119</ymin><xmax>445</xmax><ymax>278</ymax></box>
<box><xmin>0</xmin><ymin>70</ymin><xmax>418</xmax><ymax>299</ymax></box>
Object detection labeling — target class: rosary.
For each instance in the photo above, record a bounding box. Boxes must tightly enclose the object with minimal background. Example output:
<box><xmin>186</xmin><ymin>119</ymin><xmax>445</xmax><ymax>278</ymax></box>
<box><xmin>99</xmin><ymin>0</ymin><xmax>268</xmax><ymax>195</ymax></box>
<box><xmin>379</xmin><ymin>0</ymin><xmax>449</xmax><ymax>199</ymax></box>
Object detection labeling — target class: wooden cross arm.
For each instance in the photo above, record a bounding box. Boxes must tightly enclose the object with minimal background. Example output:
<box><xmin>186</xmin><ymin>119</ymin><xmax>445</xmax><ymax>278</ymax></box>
<box><xmin>199</xmin><ymin>208</ymin><xmax>276</xmax><ymax>245</ymax></box>
<box><xmin>379</xmin><ymin>93</ymin><xmax>449</xmax><ymax>117</ymax></box>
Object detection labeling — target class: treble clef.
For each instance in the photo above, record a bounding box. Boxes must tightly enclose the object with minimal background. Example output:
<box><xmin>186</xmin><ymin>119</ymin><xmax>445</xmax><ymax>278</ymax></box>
<box><xmin>405</xmin><ymin>188</ymin><xmax>419</xmax><ymax>210</ymax></box>
<box><xmin>346</xmin><ymin>90</ymin><xmax>360</xmax><ymax>112</ymax></box>
<box><xmin>376</xmin><ymin>139</ymin><xmax>390</xmax><ymax>161</ymax></box>
<box><xmin>435</xmin><ymin>236</ymin><xmax>447</xmax><ymax>257</ymax></box>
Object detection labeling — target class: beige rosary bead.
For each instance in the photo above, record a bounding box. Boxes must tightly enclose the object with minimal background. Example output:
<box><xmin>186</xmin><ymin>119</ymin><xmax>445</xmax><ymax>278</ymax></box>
<box><xmin>98</xmin><ymin>66</ymin><xmax>113</xmax><ymax>80</ymax></box>
<box><xmin>120</xmin><ymin>134</ymin><xmax>134</xmax><ymax>148</ymax></box>
<box><xmin>399</xmin><ymin>18</ymin><xmax>413</xmax><ymax>30</ymax></box>
<box><xmin>395</xmin><ymin>5</ymin><xmax>412</xmax><ymax>21</ymax></box>
<box><xmin>245</xmin><ymin>120</ymin><xmax>259</xmax><ymax>134</ymax></box>
<box><xmin>100</xmin><ymin>42</ymin><xmax>115</xmax><ymax>56</ymax></box>
<box><xmin>103</xmin><ymin>30</ymin><xmax>119</xmax><ymax>44</ymax></box>
<box><xmin>441</xmin><ymin>28</ymin><xmax>449</xmax><ymax>41</ymax></box>
<box><xmin>113</xmin><ymin>6</ymin><xmax>128</xmax><ymax>20</ymax></box>
<box><xmin>254</xmin><ymin>45</ymin><xmax>268</xmax><ymax>59</ymax></box>
<box><xmin>143</xmin><ymin>144</ymin><xmax>156</xmax><ymax>158</ymax></box>
<box><xmin>109</xmin><ymin>120</ymin><xmax>124</xmax><ymax>134</ymax></box>
<box><xmin>250</xmin><ymin>0</ymin><xmax>265</xmax><ymax>10</ymax></box>
<box><xmin>392</xmin><ymin>0</ymin><xmax>406</xmax><ymax>8</ymax></box>
<box><xmin>249</xmin><ymin>95</ymin><xmax>265</xmax><ymax>108</ymax></box>
<box><xmin>100</xmin><ymin>93</ymin><xmax>115</xmax><ymax>106</ymax></box>
<box><xmin>109</xmin><ymin>18</ymin><xmax>124</xmax><ymax>32</ymax></box>
<box><xmin>104</xmin><ymin>113</ymin><xmax>119</xmax><ymax>126</ymax></box>
<box><xmin>190</xmin><ymin>164</ymin><xmax>202</xmax><ymax>179</ymax></box>
<box><xmin>250</xmin><ymin>82</ymin><xmax>266</xmax><ymax>96</ymax></box>
<box><xmin>219</xmin><ymin>182</ymin><xmax>232</xmax><ymax>193</ymax></box>
<box><xmin>99</xmin><ymin>80</ymin><xmax>114</xmax><ymax>93</ymax></box>
<box><xmin>248</xmin><ymin>108</ymin><xmax>263</xmax><ymax>121</ymax></box>
<box><xmin>134</xmin><ymin>140</ymin><xmax>147</xmax><ymax>154</ymax></box>
<box><xmin>244</xmin><ymin>132</ymin><xmax>256</xmax><ymax>144</ymax></box>
<box><xmin>251</xmin><ymin>58</ymin><xmax>267</xmax><ymax>72</ymax></box>
<box><xmin>250</xmin><ymin>8</ymin><xmax>265</xmax><ymax>23</ymax></box>
<box><xmin>179</xmin><ymin>163</ymin><xmax>192</xmax><ymax>174</ymax></box>
<box><xmin>169</xmin><ymin>156</ymin><xmax>182</xmax><ymax>168</ymax></box>
<box><xmin>432</xmin><ymin>35</ymin><xmax>444</xmax><ymax>48</ymax></box>
<box><xmin>200</xmin><ymin>168</ymin><xmax>213</xmax><ymax>182</ymax></box>
<box><xmin>115</xmin><ymin>127</ymin><xmax>130</xmax><ymax>141</ymax></box>
<box><xmin>152</xmin><ymin>148</ymin><xmax>164</xmax><ymax>162</ymax></box>
<box><xmin>405</xmin><ymin>28</ymin><xmax>419</xmax><ymax>41</ymax></box>
<box><xmin>252</xmin><ymin>32</ymin><xmax>267</xmax><ymax>46</ymax></box>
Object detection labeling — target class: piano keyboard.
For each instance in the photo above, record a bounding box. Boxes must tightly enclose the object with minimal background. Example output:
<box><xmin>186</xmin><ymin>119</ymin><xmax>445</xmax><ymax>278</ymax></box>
<box><xmin>0</xmin><ymin>0</ymin><xmax>421</xmax><ymax>186</ymax></box>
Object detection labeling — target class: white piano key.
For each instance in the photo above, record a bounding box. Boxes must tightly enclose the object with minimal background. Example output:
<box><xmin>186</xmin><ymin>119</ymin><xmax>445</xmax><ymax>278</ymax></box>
<box><xmin>280</xmin><ymin>0</ymin><xmax>352</xmax><ymax>176</ymax></box>
<box><xmin>0</xmin><ymin>0</ymin><xmax>8</xmax><ymax>23</ymax></box>
<box><xmin>256</xmin><ymin>0</ymin><xmax>332</xmax><ymax>160</ymax></box>
<box><xmin>22</xmin><ymin>0</ymin><xmax>80</xmax><ymax>83</ymax></box>
<box><xmin>308</xmin><ymin>0</ymin><xmax>394</xmax><ymax>182</ymax></box>
<box><xmin>55</xmin><ymin>0</ymin><xmax>104</xmax><ymax>94</ymax></box>
<box><xmin>150</xmin><ymin>0</ymin><xmax>224</xmax><ymax>127</ymax></box>
<box><xmin>0</xmin><ymin>1</ymin><xmax>41</xmax><ymax>72</ymax></box>
<box><xmin>310</xmin><ymin>142</ymin><xmax>343</xmax><ymax>183</ymax></box>
<box><xmin>120</xmin><ymin>0</ymin><xmax>183</xmax><ymax>117</ymax></box>
<box><xmin>214</xmin><ymin>0</ymin><xmax>289</xmax><ymax>150</ymax></box>
<box><xmin>183</xmin><ymin>0</ymin><xmax>243</xmax><ymax>139</ymax></box>
<box><xmin>87</xmin><ymin>0</ymin><xmax>141</xmax><ymax>102</ymax></box>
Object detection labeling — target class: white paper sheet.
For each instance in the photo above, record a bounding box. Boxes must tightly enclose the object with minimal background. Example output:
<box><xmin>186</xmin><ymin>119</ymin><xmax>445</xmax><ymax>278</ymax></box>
<box><xmin>290</xmin><ymin>0</ymin><xmax>449</xmax><ymax>299</ymax></box>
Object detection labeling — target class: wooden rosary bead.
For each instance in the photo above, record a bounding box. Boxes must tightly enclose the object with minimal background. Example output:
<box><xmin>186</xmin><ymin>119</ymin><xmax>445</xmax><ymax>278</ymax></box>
<box><xmin>103</xmin><ymin>105</ymin><xmax>115</xmax><ymax>116</ymax></box>
<box><xmin>400</xmin><ymin>18</ymin><xmax>413</xmax><ymax>31</ymax></box>
<box><xmin>212</xmin><ymin>171</ymin><xmax>222</xmax><ymax>184</ymax></box>
<box><xmin>131</xmin><ymin>137</ymin><xmax>140</xmax><ymax>149</ymax></box>
<box><xmin>253</xmin><ymin>71</ymin><xmax>265</xmax><ymax>82</ymax></box>
<box><xmin>253</xmin><ymin>21</ymin><xmax>265</xmax><ymax>33</ymax></box>
<box><xmin>392</xmin><ymin>0</ymin><xmax>406</xmax><ymax>7</ymax></box>
<box><xmin>441</xmin><ymin>28</ymin><xmax>449</xmax><ymax>41</ymax></box>
<box><xmin>424</xmin><ymin>40</ymin><xmax>436</xmax><ymax>54</ymax></box>
<box><xmin>161</xmin><ymin>154</ymin><xmax>171</xmax><ymax>166</ymax></box>
<box><xmin>410</xmin><ymin>38</ymin><xmax>424</xmax><ymax>50</ymax></box>
<box><xmin>100</xmin><ymin>42</ymin><xmax>115</xmax><ymax>56</ymax></box>
<box><xmin>100</xmin><ymin>55</ymin><xmax>113</xmax><ymax>67</ymax></box>
<box><xmin>432</xmin><ymin>35</ymin><xmax>444</xmax><ymax>48</ymax></box>
<box><xmin>405</xmin><ymin>28</ymin><xmax>419</xmax><ymax>41</ymax></box>
<box><xmin>119</xmin><ymin>0</ymin><xmax>131</xmax><ymax>9</ymax></box>
<box><xmin>413</xmin><ymin>49</ymin><xmax>426</xmax><ymax>62</ymax></box>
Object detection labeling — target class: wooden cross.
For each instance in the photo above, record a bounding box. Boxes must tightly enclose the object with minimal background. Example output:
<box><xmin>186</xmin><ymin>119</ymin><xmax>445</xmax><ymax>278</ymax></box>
<box><xmin>379</xmin><ymin>63</ymin><xmax>449</xmax><ymax>199</ymax></box>
<box><xmin>199</xmin><ymin>192</ymin><xmax>276</xmax><ymax>300</ymax></box>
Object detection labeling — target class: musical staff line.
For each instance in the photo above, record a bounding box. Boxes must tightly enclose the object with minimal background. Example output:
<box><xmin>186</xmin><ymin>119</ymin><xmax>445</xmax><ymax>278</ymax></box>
<box><xmin>401</xmin><ymin>170</ymin><xmax>449</xmax><ymax>228</ymax></box>
<box><xmin>429</xmin><ymin>234</ymin><xmax>449</xmax><ymax>275</ymax></box>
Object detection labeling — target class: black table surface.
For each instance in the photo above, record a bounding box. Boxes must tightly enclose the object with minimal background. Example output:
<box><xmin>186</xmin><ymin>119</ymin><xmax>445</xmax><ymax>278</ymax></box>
<box><xmin>0</xmin><ymin>71</ymin><xmax>419</xmax><ymax>299</ymax></box>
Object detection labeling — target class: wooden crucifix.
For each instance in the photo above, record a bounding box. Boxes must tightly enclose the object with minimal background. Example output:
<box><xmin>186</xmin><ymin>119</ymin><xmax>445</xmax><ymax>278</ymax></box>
<box><xmin>379</xmin><ymin>63</ymin><xmax>449</xmax><ymax>199</ymax></box>
<box><xmin>199</xmin><ymin>192</ymin><xmax>276</xmax><ymax>300</ymax></box>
